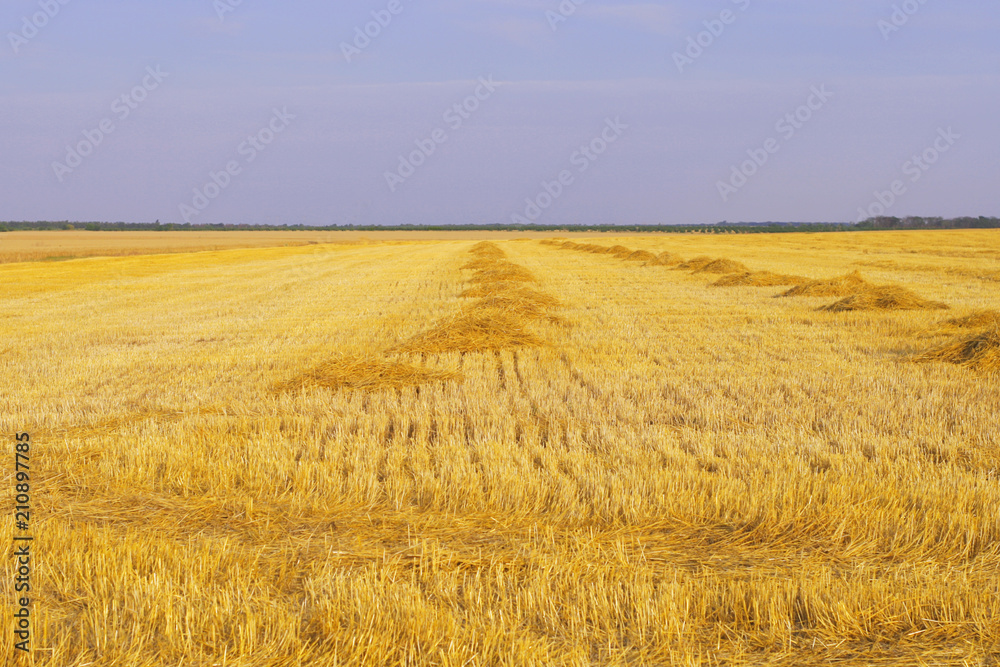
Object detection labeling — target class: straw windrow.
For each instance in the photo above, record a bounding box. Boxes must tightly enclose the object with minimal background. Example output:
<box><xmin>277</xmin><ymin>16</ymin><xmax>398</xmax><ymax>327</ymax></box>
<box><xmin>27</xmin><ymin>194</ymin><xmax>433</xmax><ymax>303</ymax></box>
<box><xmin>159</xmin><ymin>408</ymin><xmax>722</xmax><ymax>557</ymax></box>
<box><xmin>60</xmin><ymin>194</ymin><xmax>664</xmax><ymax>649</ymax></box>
<box><xmin>712</xmin><ymin>271</ymin><xmax>808</xmax><ymax>287</ymax></box>
<box><xmin>399</xmin><ymin>242</ymin><xmax>562</xmax><ymax>354</ymax></box>
<box><xmin>470</xmin><ymin>241</ymin><xmax>507</xmax><ymax>259</ymax></box>
<box><xmin>467</xmin><ymin>264</ymin><xmax>537</xmax><ymax>284</ymax></box>
<box><xmin>914</xmin><ymin>325</ymin><xmax>1000</xmax><ymax>373</ymax></box>
<box><xmin>624</xmin><ymin>250</ymin><xmax>658</xmax><ymax>262</ymax></box>
<box><xmin>818</xmin><ymin>285</ymin><xmax>949</xmax><ymax>312</ymax></box>
<box><xmin>398</xmin><ymin>309</ymin><xmax>545</xmax><ymax>353</ymax></box>
<box><xmin>543</xmin><ymin>240</ymin><xmax>687</xmax><ymax>268</ymax></box>
<box><xmin>780</xmin><ymin>271</ymin><xmax>869</xmax><ymax>297</ymax></box>
<box><xmin>675</xmin><ymin>256</ymin><xmax>715</xmax><ymax>271</ymax></box>
<box><xmin>459</xmin><ymin>284</ymin><xmax>559</xmax><ymax>306</ymax></box>
<box><xmin>693</xmin><ymin>258</ymin><xmax>750</xmax><ymax>274</ymax></box>
<box><xmin>649</xmin><ymin>252</ymin><xmax>684</xmax><ymax>266</ymax></box>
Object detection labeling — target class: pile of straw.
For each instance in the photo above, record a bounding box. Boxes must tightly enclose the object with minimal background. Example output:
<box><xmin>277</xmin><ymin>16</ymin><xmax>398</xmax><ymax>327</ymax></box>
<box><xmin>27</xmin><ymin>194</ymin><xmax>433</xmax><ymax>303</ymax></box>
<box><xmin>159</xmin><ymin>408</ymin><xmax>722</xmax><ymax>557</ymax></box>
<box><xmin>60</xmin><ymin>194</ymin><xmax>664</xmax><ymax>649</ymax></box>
<box><xmin>470</xmin><ymin>242</ymin><xmax>506</xmax><ymax>259</ymax></box>
<box><xmin>693</xmin><ymin>258</ymin><xmax>750</xmax><ymax>274</ymax></box>
<box><xmin>468</xmin><ymin>263</ymin><xmax>537</xmax><ymax>284</ymax></box>
<box><xmin>400</xmin><ymin>309</ymin><xmax>544</xmax><ymax>353</ymax></box>
<box><xmin>818</xmin><ymin>285</ymin><xmax>949</xmax><ymax>312</ymax></box>
<box><xmin>675</xmin><ymin>256</ymin><xmax>715</xmax><ymax>271</ymax></box>
<box><xmin>914</xmin><ymin>326</ymin><xmax>1000</xmax><ymax>373</ymax></box>
<box><xmin>780</xmin><ymin>271</ymin><xmax>869</xmax><ymax>297</ymax></box>
<box><xmin>649</xmin><ymin>252</ymin><xmax>683</xmax><ymax>267</ymax></box>
<box><xmin>398</xmin><ymin>241</ymin><xmax>564</xmax><ymax>353</ymax></box>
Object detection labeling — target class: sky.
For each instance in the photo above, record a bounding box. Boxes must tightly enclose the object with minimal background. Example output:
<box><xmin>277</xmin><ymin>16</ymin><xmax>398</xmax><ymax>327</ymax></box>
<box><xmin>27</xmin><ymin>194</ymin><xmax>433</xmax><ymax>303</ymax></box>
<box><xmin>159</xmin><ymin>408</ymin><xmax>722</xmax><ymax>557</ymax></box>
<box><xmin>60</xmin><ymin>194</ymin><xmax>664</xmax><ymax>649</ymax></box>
<box><xmin>1</xmin><ymin>1</ymin><xmax>998</xmax><ymax>226</ymax></box>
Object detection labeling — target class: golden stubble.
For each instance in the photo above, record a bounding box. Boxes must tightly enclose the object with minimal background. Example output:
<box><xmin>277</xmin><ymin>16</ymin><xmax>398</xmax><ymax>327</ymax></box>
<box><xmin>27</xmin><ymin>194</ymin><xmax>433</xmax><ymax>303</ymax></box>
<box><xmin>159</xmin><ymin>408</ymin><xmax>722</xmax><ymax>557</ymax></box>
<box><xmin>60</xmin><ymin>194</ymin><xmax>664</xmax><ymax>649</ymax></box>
<box><xmin>2</xmin><ymin>230</ymin><xmax>999</xmax><ymax>665</ymax></box>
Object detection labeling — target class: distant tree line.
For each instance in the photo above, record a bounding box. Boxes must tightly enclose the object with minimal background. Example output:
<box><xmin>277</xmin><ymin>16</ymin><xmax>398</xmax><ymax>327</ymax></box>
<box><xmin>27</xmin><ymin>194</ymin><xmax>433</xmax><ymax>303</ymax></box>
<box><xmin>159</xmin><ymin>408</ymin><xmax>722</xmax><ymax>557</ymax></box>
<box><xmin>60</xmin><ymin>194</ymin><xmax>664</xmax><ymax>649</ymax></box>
<box><xmin>1</xmin><ymin>217</ymin><xmax>997</xmax><ymax>234</ymax></box>
<box><xmin>853</xmin><ymin>216</ymin><xmax>1000</xmax><ymax>230</ymax></box>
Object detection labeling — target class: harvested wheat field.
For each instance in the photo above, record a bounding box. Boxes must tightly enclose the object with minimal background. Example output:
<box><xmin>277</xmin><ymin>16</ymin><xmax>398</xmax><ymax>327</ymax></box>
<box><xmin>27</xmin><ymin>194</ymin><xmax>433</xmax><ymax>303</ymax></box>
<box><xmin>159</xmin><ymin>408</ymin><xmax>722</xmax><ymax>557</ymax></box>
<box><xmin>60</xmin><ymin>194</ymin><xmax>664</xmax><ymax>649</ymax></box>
<box><xmin>2</xmin><ymin>230</ymin><xmax>1000</xmax><ymax>666</ymax></box>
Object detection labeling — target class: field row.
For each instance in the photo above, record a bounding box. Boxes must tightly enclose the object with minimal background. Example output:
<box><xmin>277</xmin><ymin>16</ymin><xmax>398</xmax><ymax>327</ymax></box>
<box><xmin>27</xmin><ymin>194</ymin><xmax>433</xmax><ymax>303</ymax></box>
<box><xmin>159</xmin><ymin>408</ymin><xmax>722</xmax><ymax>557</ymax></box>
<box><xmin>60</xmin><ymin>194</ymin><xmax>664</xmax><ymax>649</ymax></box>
<box><xmin>271</xmin><ymin>241</ymin><xmax>563</xmax><ymax>395</ymax></box>
<box><xmin>542</xmin><ymin>239</ymin><xmax>1000</xmax><ymax>374</ymax></box>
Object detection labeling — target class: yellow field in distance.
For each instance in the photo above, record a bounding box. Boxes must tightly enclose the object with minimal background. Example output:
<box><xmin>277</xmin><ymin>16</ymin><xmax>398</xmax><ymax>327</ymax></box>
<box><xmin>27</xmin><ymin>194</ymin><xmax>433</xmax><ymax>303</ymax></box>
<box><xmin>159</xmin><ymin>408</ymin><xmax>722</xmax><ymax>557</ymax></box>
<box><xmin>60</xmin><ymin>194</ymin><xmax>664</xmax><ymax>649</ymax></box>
<box><xmin>0</xmin><ymin>230</ymin><xmax>570</xmax><ymax>264</ymax></box>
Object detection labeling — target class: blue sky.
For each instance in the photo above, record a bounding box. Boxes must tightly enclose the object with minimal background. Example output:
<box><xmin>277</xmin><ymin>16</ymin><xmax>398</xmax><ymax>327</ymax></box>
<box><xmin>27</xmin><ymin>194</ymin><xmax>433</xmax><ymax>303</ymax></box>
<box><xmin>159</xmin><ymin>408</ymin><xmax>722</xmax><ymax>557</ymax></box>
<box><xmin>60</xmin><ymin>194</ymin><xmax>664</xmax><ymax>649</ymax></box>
<box><xmin>1</xmin><ymin>1</ymin><xmax>998</xmax><ymax>225</ymax></box>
